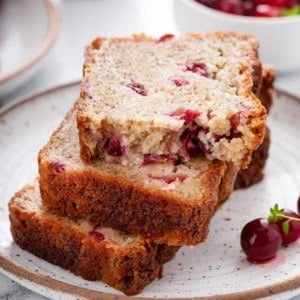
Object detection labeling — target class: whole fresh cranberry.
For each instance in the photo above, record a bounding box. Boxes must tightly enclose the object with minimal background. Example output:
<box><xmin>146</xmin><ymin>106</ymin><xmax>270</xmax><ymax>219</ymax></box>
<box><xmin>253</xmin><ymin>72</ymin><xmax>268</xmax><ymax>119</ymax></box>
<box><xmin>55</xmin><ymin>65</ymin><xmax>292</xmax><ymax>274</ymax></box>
<box><xmin>241</xmin><ymin>218</ymin><xmax>282</xmax><ymax>263</ymax></box>
<box><xmin>194</xmin><ymin>0</ymin><xmax>217</xmax><ymax>8</ymax></box>
<box><xmin>243</xmin><ymin>1</ymin><xmax>255</xmax><ymax>15</ymax></box>
<box><xmin>253</xmin><ymin>4</ymin><xmax>281</xmax><ymax>16</ymax></box>
<box><xmin>215</xmin><ymin>0</ymin><xmax>244</xmax><ymax>14</ymax></box>
<box><xmin>253</xmin><ymin>0</ymin><xmax>297</xmax><ymax>7</ymax></box>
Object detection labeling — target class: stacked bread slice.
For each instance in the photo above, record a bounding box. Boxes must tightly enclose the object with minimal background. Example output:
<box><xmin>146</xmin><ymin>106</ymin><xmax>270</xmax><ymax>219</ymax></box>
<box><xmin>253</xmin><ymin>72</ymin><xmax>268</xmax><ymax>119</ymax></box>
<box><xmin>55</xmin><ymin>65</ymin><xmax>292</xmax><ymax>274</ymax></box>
<box><xmin>9</xmin><ymin>182</ymin><xmax>180</xmax><ymax>295</ymax></box>
<box><xmin>8</xmin><ymin>32</ymin><xmax>271</xmax><ymax>295</ymax></box>
<box><xmin>235</xmin><ymin>65</ymin><xmax>274</xmax><ymax>189</ymax></box>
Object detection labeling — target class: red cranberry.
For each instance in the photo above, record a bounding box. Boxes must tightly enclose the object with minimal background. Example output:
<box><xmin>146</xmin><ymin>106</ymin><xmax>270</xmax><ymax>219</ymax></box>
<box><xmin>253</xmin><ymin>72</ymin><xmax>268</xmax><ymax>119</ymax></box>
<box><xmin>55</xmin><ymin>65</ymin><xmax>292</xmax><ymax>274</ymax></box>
<box><xmin>185</xmin><ymin>62</ymin><xmax>209</xmax><ymax>77</ymax></box>
<box><xmin>253</xmin><ymin>0</ymin><xmax>296</xmax><ymax>7</ymax></box>
<box><xmin>215</xmin><ymin>0</ymin><xmax>244</xmax><ymax>14</ymax></box>
<box><xmin>171</xmin><ymin>76</ymin><xmax>189</xmax><ymax>87</ymax></box>
<box><xmin>149</xmin><ymin>173</ymin><xmax>187</xmax><ymax>184</ymax></box>
<box><xmin>229</xmin><ymin>113</ymin><xmax>242</xmax><ymax>138</ymax></box>
<box><xmin>243</xmin><ymin>1</ymin><xmax>255</xmax><ymax>15</ymax></box>
<box><xmin>214</xmin><ymin>112</ymin><xmax>242</xmax><ymax>141</ymax></box>
<box><xmin>241</xmin><ymin>218</ymin><xmax>282</xmax><ymax>263</ymax></box>
<box><xmin>143</xmin><ymin>154</ymin><xmax>178</xmax><ymax>165</ymax></box>
<box><xmin>104</xmin><ymin>135</ymin><xmax>123</xmax><ymax>156</ymax></box>
<box><xmin>253</xmin><ymin>4</ymin><xmax>281</xmax><ymax>16</ymax></box>
<box><xmin>157</xmin><ymin>34</ymin><xmax>175</xmax><ymax>42</ymax></box>
<box><xmin>194</xmin><ymin>0</ymin><xmax>216</xmax><ymax>8</ymax></box>
<box><xmin>181</xmin><ymin>109</ymin><xmax>201</xmax><ymax>123</ymax></box>
<box><xmin>81</xmin><ymin>80</ymin><xmax>94</xmax><ymax>100</ymax></box>
<box><xmin>169</xmin><ymin>109</ymin><xmax>201</xmax><ymax>123</ymax></box>
<box><xmin>181</xmin><ymin>127</ymin><xmax>206</xmax><ymax>158</ymax></box>
<box><xmin>276</xmin><ymin>209</ymin><xmax>300</xmax><ymax>246</ymax></box>
<box><xmin>126</xmin><ymin>82</ymin><xmax>147</xmax><ymax>96</ymax></box>
<box><xmin>88</xmin><ymin>230</ymin><xmax>105</xmax><ymax>242</ymax></box>
<box><xmin>49</xmin><ymin>162</ymin><xmax>65</xmax><ymax>172</ymax></box>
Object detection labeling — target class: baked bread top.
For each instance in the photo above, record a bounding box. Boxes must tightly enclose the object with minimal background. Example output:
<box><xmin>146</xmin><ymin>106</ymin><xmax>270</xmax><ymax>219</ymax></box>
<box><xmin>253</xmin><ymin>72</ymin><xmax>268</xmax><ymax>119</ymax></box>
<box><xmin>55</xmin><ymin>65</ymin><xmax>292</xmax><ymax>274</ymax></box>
<box><xmin>77</xmin><ymin>32</ymin><xmax>266</xmax><ymax>168</ymax></box>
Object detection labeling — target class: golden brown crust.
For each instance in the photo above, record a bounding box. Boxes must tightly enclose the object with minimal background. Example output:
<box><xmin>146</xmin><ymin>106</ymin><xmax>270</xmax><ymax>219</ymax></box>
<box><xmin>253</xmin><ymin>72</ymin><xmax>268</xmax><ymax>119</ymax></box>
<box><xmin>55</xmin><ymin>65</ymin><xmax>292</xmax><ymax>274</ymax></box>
<box><xmin>234</xmin><ymin>127</ymin><xmax>270</xmax><ymax>189</ymax></box>
<box><xmin>218</xmin><ymin>162</ymin><xmax>238</xmax><ymax>204</ymax></box>
<box><xmin>239</xmin><ymin>94</ymin><xmax>266</xmax><ymax>169</ymax></box>
<box><xmin>9</xmin><ymin>184</ymin><xmax>179</xmax><ymax>296</ymax></box>
<box><xmin>257</xmin><ymin>65</ymin><xmax>275</xmax><ymax>113</ymax></box>
<box><xmin>234</xmin><ymin>65</ymin><xmax>274</xmax><ymax>188</ymax></box>
<box><xmin>39</xmin><ymin>159</ymin><xmax>225</xmax><ymax>246</ymax></box>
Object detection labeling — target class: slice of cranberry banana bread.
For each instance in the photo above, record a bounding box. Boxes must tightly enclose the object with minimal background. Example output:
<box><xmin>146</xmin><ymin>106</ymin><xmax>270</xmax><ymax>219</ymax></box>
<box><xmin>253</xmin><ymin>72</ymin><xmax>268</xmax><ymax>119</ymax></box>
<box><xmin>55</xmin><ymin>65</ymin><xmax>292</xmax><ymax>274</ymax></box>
<box><xmin>9</xmin><ymin>182</ymin><xmax>179</xmax><ymax>296</ymax></box>
<box><xmin>77</xmin><ymin>32</ymin><xmax>266</xmax><ymax>168</ymax></box>
<box><xmin>38</xmin><ymin>108</ymin><xmax>237</xmax><ymax>246</ymax></box>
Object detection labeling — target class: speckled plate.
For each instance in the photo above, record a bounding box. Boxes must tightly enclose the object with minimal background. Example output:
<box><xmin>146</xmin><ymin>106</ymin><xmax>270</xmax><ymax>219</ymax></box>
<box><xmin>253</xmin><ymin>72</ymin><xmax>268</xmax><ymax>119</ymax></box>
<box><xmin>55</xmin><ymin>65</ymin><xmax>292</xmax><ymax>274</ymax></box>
<box><xmin>0</xmin><ymin>0</ymin><xmax>60</xmax><ymax>97</ymax></box>
<box><xmin>0</xmin><ymin>82</ymin><xmax>300</xmax><ymax>300</ymax></box>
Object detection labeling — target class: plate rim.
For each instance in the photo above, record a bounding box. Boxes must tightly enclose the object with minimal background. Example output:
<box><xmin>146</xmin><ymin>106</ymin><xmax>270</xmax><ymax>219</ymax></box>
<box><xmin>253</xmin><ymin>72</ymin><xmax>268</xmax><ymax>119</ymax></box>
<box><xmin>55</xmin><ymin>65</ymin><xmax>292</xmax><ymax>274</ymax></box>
<box><xmin>0</xmin><ymin>82</ymin><xmax>300</xmax><ymax>300</ymax></box>
<box><xmin>0</xmin><ymin>0</ymin><xmax>60</xmax><ymax>84</ymax></box>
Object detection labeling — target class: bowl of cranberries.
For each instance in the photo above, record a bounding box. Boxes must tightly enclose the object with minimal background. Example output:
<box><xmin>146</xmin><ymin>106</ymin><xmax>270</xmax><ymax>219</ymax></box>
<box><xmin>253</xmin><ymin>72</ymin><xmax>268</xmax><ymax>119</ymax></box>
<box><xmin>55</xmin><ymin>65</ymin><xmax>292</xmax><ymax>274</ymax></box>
<box><xmin>173</xmin><ymin>0</ymin><xmax>300</xmax><ymax>72</ymax></box>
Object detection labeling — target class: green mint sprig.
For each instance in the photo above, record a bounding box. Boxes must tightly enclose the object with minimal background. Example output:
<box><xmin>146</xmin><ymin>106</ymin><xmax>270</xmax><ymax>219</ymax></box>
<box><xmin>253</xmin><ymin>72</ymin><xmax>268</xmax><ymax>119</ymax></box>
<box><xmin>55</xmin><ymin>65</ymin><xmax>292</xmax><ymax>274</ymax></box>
<box><xmin>268</xmin><ymin>203</ymin><xmax>300</xmax><ymax>234</ymax></box>
<box><xmin>281</xmin><ymin>4</ymin><xmax>300</xmax><ymax>16</ymax></box>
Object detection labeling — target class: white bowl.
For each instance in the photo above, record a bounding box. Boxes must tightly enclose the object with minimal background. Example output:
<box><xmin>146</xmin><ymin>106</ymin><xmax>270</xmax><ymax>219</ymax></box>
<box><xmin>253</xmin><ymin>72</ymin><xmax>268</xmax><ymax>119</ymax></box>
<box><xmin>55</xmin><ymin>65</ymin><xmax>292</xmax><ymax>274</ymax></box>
<box><xmin>173</xmin><ymin>0</ymin><xmax>300</xmax><ymax>73</ymax></box>
<box><xmin>0</xmin><ymin>0</ymin><xmax>60</xmax><ymax>97</ymax></box>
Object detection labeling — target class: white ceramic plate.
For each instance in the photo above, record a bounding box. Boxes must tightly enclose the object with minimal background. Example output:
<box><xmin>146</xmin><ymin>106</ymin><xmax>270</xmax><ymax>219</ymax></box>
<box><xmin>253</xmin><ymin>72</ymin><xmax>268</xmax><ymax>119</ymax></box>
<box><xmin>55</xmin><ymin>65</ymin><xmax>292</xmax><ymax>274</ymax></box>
<box><xmin>0</xmin><ymin>82</ymin><xmax>300</xmax><ymax>300</ymax></box>
<box><xmin>0</xmin><ymin>0</ymin><xmax>60</xmax><ymax>97</ymax></box>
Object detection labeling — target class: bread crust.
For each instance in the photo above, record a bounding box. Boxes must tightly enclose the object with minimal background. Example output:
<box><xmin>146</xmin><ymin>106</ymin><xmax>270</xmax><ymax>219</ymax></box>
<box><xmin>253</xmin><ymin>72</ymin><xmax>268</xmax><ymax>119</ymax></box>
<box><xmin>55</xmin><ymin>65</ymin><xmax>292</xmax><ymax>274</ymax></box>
<box><xmin>235</xmin><ymin>126</ymin><xmax>270</xmax><ymax>189</ymax></box>
<box><xmin>9</xmin><ymin>184</ymin><xmax>179</xmax><ymax>296</ymax></box>
<box><xmin>234</xmin><ymin>65</ymin><xmax>274</xmax><ymax>188</ymax></box>
<box><xmin>39</xmin><ymin>158</ymin><xmax>226</xmax><ymax>246</ymax></box>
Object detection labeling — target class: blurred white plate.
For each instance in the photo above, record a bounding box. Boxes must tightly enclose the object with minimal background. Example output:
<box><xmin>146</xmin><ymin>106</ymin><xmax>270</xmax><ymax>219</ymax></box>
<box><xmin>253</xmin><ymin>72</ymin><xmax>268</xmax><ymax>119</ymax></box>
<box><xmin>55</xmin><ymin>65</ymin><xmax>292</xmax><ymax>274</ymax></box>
<box><xmin>0</xmin><ymin>83</ymin><xmax>300</xmax><ymax>299</ymax></box>
<box><xmin>0</xmin><ymin>0</ymin><xmax>59</xmax><ymax>97</ymax></box>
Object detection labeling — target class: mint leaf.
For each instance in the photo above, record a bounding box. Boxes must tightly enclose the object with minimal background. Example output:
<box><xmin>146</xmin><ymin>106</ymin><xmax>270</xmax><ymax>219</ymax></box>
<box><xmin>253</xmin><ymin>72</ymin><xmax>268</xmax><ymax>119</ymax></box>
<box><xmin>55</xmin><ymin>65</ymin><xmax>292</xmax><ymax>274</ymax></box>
<box><xmin>282</xmin><ymin>220</ymin><xmax>290</xmax><ymax>234</ymax></box>
<box><xmin>268</xmin><ymin>203</ymin><xmax>284</xmax><ymax>222</ymax></box>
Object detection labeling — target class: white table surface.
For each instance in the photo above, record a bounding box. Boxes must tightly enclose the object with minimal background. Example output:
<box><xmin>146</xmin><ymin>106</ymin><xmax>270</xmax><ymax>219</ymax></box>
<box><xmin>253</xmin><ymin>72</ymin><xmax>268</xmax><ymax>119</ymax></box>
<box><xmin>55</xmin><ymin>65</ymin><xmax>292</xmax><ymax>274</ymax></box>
<box><xmin>0</xmin><ymin>0</ymin><xmax>299</xmax><ymax>299</ymax></box>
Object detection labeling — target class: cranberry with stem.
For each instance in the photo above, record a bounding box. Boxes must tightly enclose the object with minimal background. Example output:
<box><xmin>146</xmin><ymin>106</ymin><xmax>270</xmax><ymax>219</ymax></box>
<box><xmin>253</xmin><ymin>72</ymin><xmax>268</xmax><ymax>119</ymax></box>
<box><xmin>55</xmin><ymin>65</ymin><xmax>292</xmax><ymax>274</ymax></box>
<box><xmin>274</xmin><ymin>209</ymin><xmax>300</xmax><ymax>246</ymax></box>
<box><xmin>268</xmin><ymin>203</ymin><xmax>300</xmax><ymax>245</ymax></box>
